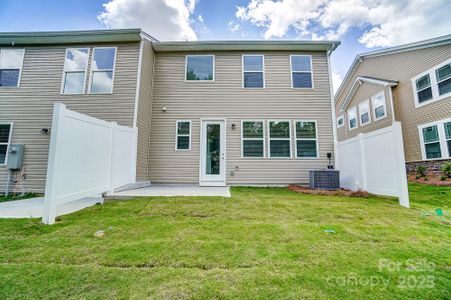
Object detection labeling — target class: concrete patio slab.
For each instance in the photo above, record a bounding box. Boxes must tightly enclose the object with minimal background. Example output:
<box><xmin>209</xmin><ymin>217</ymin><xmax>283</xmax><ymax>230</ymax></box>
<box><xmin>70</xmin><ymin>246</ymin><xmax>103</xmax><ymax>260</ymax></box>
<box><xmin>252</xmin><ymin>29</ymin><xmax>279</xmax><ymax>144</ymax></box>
<box><xmin>0</xmin><ymin>197</ymin><xmax>102</xmax><ymax>219</ymax></box>
<box><xmin>108</xmin><ymin>184</ymin><xmax>231</xmax><ymax>199</ymax></box>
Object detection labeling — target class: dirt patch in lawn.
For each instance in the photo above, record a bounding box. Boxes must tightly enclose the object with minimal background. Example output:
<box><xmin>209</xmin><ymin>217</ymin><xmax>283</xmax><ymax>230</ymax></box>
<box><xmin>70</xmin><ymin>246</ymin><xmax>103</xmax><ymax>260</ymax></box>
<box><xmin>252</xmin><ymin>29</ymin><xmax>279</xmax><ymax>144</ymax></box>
<box><xmin>407</xmin><ymin>174</ymin><xmax>451</xmax><ymax>186</ymax></box>
<box><xmin>288</xmin><ymin>185</ymin><xmax>369</xmax><ymax>197</ymax></box>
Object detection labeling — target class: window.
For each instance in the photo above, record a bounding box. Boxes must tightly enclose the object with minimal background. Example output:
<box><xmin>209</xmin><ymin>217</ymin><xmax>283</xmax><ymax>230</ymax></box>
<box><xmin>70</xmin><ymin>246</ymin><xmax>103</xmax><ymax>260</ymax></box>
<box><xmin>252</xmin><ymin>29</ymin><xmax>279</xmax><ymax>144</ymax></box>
<box><xmin>242</xmin><ymin>121</ymin><xmax>264</xmax><ymax>158</ymax></box>
<box><xmin>412</xmin><ymin>59</ymin><xmax>451</xmax><ymax>107</ymax></box>
<box><xmin>358</xmin><ymin>99</ymin><xmax>371</xmax><ymax>126</ymax></box>
<box><xmin>243</xmin><ymin>55</ymin><xmax>264</xmax><ymax>88</ymax></box>
<box><xmin>61</xmin><ymin>48</ymin><xmax>89</xmax><ymax>94</ymax></box>
<box><xmin>0</xmin><ymin>49</ymin><xmax>25</xmax><ymax>87</ymax></box>
<box><xmin>290</xmin><ymin>55</ymin><xmax>313</xmax><ymax>88</ymax></box>
<box><xmin>176</xmin><ymin>121</ymin><xmax>191</xmax><ymax>150</ymax></box>
<box><xmin>0</xmin><ymin>123</ymin><xmax>13</xmax><ymax>165</ymax></box>
<box><xmin>371</xmin><ymin>91</ymin><xmax>387</xmax><ymax>121</ymax></box>
<box><xmin>185</xmin><ymin>55</ymin><xmax>214</xmax><ymax>81</ymax></box>
<box><xmin>445</xmin><ymin>122</ymin><xmax>451</xmax><ymax>157</ymax></box>
<box><xmin>268</xmin><ymin>121</ymin><xmax>291</xmax><ymax>158</ymax></box>
<box><xmin>415</xmin><ymin>74</ymin><xmax>433</xmax><ymax>103</ymax></box>
<box><xmin>436</xmin><ymin>63</ymin><xmax>451</xmax><ymax>96</ymax></box>
<box><xmin>90</xmin><ymin>47</ymin><xmax>116</xmax><ymax>94</ymax></box>
<box><xmin>295</xmin><ymin>121</ymin><xmax>318</xmax><ymax>158</ymax></box>
<box><xmin>348</xmin><ymin>106</ymin><xmax>358</xmax><ymax>130</ymax></box>
<box><xmin>421</xmin><ymin>125</ymin><xmax>441</xmax><ymax>159</ymax></box>
<box><xmin>337</xmin><ymin>115</ymin><xmax>344</xmax><ymax>128</ymax></box>
<box><xmin>418</xmin><ymin>118</ymin><xmax>451</xmax><ymax>160</ymax></box>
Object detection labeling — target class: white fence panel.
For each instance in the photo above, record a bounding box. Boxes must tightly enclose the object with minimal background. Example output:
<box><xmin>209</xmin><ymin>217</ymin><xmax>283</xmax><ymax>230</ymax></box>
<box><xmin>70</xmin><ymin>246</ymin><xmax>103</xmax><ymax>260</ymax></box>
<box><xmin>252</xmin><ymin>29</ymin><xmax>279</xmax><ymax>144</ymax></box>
<box><xmin>336</xmin><ymin>122</ymin><xmax>409</xmax><ymax>207</ymax></box>
<box><xmin>42</xmin><ymin>103</ymin><xmax>137</xmax><ymax>224</ymax></box>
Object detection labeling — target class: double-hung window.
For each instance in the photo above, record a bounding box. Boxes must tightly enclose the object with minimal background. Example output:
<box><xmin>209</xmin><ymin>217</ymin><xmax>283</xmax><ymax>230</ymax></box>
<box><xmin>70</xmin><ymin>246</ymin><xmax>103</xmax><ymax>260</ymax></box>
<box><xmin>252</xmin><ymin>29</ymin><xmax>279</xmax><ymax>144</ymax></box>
<box><xmin>290</xmin><ymin>55</ymin><xmax>313</xmax><ymax>88</ymax></box>
<box><xmin>358</xmin><ymin>99</ymin><xmax>371</xmax><ymax>126</ymax></box>
<box><xmin>295</xmin><ymin>121</ymin><xmax>318</xmax><ymax>158</ymax></box>
<box><xmin>243</xmin><ymin>55</ymin><xmax>264</xmax><ymax>88</ymax></box>
<box><xmin>0</xmin><ymin>123</ymin><xmax>13</xmax><ymax>165</ymax></box>
<box><xmin>371</xmin><ymin>91</ymin><xmax>387</xmax><ymax>121</ymax></box>
<box><xmin>62</xmin><ymin>48</ymin><xmax>89</xmax><ymax>94</ymax></box>
<box><xmin>90</xmin><ymin>47</ymin><xmax>116</xmax><ymax>94</ymax></box>
<box><xmin>412</xmin><ymin>59</ymin><xmax>451</xmax><ymax>107</ymax></box>
<box><xmin>445</xmin><ymin>121</ymin><xmax>451</xmax><ymax>157</ymax></box>
<box><xmin>0</xmin><ymin>49</ymin><xmax>25</xmax><ymax>87</ymax></box>
<box><xmin>268</xmin><ymin>121</ymin><xmax>291</xmax><ymax>158</ymax></box>
<box><xmin>421</xmin><ymin>125</ymin><xmax>442</xmax><ymax>159</ymax></box>
<box><xmin>176</xmin><ymin>121</ymin><xmax>191</xmax><ymax>150</ymax></box>
<box><xmin>185</xmin><ymin>55</ymin><xmax>214</xmax><ymax>81</ymax></box>
<box><xmin>348</xmin><ymin>106</ymin><xmax>358</xmax><ymax>130</ymax></box>
<box><xmin>242</xmin><ymin>121</ymin><xmax>264</xmax><ymax>158</ymax></box>
<box><xmin>337</xmin><ymin>115</ymin><xmax>344</xmax><ymax>128</ymax></box>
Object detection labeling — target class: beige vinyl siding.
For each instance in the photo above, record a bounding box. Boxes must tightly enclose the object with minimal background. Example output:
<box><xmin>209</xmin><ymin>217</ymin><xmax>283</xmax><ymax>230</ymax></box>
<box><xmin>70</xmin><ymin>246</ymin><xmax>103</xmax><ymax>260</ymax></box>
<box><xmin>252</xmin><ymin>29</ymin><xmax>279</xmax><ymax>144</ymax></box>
<box><xmin>336</xmin><ymin>43</ymin><xmax>451</xmax><ymax>162</ymax></box>
<box><xmin>135</xmin><ymin>40</ymin><xmax>154</xmax><ymax>181</ymax></box>
<box><xmin>0</xmin><ymin>42</ymin><xmax>140</xmax><ymax>193</ymax></box>
<box><xmin>150</xmin><ymin>51</ymin><xmax>334</xmax><ymax>185</ymax></box>
<box><xmin>336</xmin><ymin>84</ymin><xmax>393</xmax><ymax>141</ymax></box>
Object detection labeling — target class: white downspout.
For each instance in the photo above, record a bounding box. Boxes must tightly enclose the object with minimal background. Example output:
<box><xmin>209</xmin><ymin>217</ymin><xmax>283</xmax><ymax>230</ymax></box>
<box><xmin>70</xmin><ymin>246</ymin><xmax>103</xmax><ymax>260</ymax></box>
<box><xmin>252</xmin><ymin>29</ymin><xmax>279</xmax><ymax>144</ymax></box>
<box><xmin>327</xmin><ymin>47</ymin><xmax>339</xmax><ymax>169</ymax></box>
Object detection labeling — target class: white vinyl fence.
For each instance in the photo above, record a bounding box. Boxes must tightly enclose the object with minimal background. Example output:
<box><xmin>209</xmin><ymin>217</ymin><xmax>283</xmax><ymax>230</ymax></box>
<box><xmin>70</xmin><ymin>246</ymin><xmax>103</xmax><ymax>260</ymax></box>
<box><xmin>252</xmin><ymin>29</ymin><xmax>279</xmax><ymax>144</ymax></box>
<box><xmin>336</xmin><ymin>122</ymin><xmax>410</xmax><ymax>207</ymax></box>
<box><xmin>42</xmin><ymin>103</ymin><xmax>137</xmax><ymax>224</ymax></box>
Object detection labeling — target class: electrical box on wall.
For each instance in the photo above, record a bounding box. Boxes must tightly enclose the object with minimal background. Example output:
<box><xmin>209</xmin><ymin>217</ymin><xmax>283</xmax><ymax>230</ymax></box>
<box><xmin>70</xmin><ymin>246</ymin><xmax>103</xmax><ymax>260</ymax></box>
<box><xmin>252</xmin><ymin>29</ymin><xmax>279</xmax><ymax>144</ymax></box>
<box><xmin>7</xmin><ymin>144</ymin><xmax>25</xmax><ymax>170</ymax></box>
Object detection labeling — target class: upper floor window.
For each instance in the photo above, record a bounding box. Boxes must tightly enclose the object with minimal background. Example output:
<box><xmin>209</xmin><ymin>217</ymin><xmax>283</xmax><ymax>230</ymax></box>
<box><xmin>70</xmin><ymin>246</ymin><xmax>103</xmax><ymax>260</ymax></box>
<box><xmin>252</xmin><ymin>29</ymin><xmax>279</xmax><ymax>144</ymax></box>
<box><xmin>242</xmin><ymin>121</ymin><xmax>264</xmax><ymax>158</ymax></box>
<box><xmin>348</xmin><ymin>106</ymin><xmax>357</xmax><ymax>130</ymax></box>
<box><xmin>176</xmin><ymin>120</ymin><xmax>191</xmax><ymax>150</ymax></box>
<box><xmin>61</xmin><ymin>48</ymin><xmax>89</xmax><ymax>94</ymax></box>
<box><xmin>412</xmin><ymin>59</ymin><xmax>451</xmax><ymax>107</ymax></box>
<box><xmin>0</xmin><ymin>49</ymin><xmax>25</xmax><ymax>87</ymax></box>
<box><xmin>295</xmin><ymin>121</ymin><xmax>318</xmax><ymax>158</ymax></box>
<box><xmin>185</xmin><ymin>55</ymin><xmax>214</xmax><ymax>81</ymax></box>
<box><xmin>0</xmin><ymin>123</ymin><xmax>13</xmax><ymax>165</ymax></box>
<box><xmin>243</xmin><ymin>55</ymin><xmax>264</xmax><ymax>88</ymax></box>
<box><xmin>358</xmin><ymin>99</ymin><xmax>371</xmax><ymax>126</ymax></box>
<box><xmin>90</xmin><ymin>47</ymin><xmax>116</xmax><ymax>94</ymax></box>
<box><xmin>268</xmin><ymin>121</ymin><xmax>291</xmax><ymax>158</ymax></box>
<box><xmin>337</xmin><ymin>115</ymin><xmax>344</xmax><ymax>128</ymax></box>
<box><xmin>290</xmin><ymin>55</ymin><xmax>313</xmax><ymax>88</ymax></box>
<box><xmin>371</xmin><ymin>91</ymin><xmax>387</xmax><ymax>121</ymax></box>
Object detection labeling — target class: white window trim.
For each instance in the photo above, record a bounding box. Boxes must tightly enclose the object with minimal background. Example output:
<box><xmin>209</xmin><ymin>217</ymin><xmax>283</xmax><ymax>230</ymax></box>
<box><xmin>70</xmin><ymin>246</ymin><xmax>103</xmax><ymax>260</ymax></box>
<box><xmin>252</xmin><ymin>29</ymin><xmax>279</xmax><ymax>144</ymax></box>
<box><xmin>337</xmin><ymin>115</ymin><xmax>345</xmax><ymax>128</ymax></box>
<box><xmin>185</xmin><ymin>55</ymin><xmax>215</xmax><ymax>82</ymax></box>
<box><xmin>242</xmin><ymin>54</ymin><xmax>265</xmax><ymax>89</ymax></box>
<box><xmin>348</xmin><ymin>106</ymin><xmax>358</xmax><ymax>131</ymax></box>
<box><xmin>175</xmin><ymin>120</ymin><xmax>192</xmax><ymax>151</ymax></box>
<box><xmin>371</xmin><ymin>91</ymin><xmax>387</xmax><ymax>122</ymax></box>
<box><xmin>0</xmin><ymin>49</ymin><xmax>25</xmax><ymax>88</ymax></box>
<box><xmin>412</xmin><ymin>58</ymin><xmax>451</xmax><ymax>108</ymax></box>
<box><xmin>267</xmin><ymin>120</ymin><xmax>292</xmax><ymax>158</ymax></box>
<box><xmin>60</xmin><ymin>48</ymin><xmax>90</xmax><ymax>95</ymax></box>
<box><xmin>418</xmin><ymin>117</ymin><xmax>451</xmax><ymax>161</ymax></box>
<box><xmin>358</xmin><ymin>99</ymin><xmax>371</xmax><ymax>126</ymax></box>
<box><xmin>241</xmin><ymin>120</ymin><xmax>265</xmax><ymax>159</ymax></box>
<box><xmin>0</xmin><ymin>122</ymin><xmax>13</xmax><ymax>166</ymax></box>
<box><xmin>289</xmin><ymin>55</ymin><xmax>314</xmax><ymax>89</ymax></box>
<box><xmin>294</xmin><ymin>120</ymin><xmax>319</xmax><ymax>159</ymax></box>
<box><xmin>88</xmin><ymin>47</ymin><xmax>117</xmax><ymax>94</ymax></box>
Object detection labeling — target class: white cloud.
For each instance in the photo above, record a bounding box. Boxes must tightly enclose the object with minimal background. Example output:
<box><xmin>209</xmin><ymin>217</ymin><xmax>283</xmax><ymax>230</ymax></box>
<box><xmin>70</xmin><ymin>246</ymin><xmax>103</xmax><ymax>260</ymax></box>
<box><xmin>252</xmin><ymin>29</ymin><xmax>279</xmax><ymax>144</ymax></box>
<box><xmin>235</xmin><ymin>0</ymin><xmax>451</xmax><ymax>47</ymax></box>
<box><xmin>331</xmin><ymin>69</ymin><xmax>343</xmax><ymax>94</ymax></box>
<box><xmin>98</xmin><ymin>0</ymin><xmax>198</xmax><ymax>41</ymax></box>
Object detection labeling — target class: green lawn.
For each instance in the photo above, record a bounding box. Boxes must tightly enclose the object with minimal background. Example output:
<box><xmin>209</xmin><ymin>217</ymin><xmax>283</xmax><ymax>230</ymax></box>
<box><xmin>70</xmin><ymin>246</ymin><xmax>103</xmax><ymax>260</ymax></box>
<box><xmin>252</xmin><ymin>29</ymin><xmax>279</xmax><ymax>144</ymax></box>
<box><xmin>0</xmin><ymin>183</ymin><xmax>449</xmax><ymax>299</ymax></box>
<box><xmin>0</xmin><ymin>193</ymin><xmax>39</xmax><ymax>203</ymax></box>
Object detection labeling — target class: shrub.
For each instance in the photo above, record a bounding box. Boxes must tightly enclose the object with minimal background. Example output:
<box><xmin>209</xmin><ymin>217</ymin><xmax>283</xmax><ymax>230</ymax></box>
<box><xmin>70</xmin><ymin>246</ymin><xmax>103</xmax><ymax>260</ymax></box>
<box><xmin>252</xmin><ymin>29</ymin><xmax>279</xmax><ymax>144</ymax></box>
<box><xmin>441</xmin><ymin>162</ymin><xmax>451</xmax><ymax>178</ymax></box>
<box><xmin>416</xmin><ymin>165</ymin><xmax>427</xmax><ymax>178</ymax></box>
<box><xmin>440</xmin><ymin>174</ymin><xmax>447</xmax><ymax>181</ymax></box>
<box><xmin>415</xmin><ymin>175</ymin><xmax>421</xmax><ymax>180</ymax></box>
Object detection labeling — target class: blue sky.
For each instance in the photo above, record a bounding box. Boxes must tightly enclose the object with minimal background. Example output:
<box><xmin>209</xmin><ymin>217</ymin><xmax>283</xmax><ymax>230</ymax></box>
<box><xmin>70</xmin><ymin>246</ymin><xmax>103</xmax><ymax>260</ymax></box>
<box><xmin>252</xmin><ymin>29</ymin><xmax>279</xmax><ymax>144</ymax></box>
<box><xmin>1</xmin><ymin>0</ymin><xmax>449</xmax><ymax>90</ymax></box>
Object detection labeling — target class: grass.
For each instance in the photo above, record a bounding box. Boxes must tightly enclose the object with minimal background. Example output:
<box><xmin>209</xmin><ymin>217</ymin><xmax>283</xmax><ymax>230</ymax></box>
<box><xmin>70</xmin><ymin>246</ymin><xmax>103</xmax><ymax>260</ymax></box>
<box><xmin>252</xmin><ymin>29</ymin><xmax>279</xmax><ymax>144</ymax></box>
<box><xmin>0</xmin><ymin>193</ymin><xmax>39</xmax><ymax>203</ymax></box>
<box><xmin>0</xmin><ymin>184</ymin><xmax>449</xmax><ymax>299</ymax></box>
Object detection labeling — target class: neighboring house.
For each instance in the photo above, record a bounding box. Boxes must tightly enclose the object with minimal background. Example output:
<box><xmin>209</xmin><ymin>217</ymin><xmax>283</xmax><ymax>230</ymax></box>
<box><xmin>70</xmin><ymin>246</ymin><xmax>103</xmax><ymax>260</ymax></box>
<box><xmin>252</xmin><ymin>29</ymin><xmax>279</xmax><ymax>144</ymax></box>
<box><xmin>1</xmin><ymin>29</ymin><xmax>339</xmax><ymax>193</ymax></box>
<box><xmin>334</xmin><ymin>35</ymin><xmax>451</xmax><ymax>172</ymax></box>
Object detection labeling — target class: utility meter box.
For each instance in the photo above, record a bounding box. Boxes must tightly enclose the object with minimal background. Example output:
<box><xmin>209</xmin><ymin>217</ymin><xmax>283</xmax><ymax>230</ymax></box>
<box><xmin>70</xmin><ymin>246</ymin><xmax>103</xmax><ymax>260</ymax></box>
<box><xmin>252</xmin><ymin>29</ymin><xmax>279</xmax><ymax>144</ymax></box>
<box><xmin>7</xmin><ymin>144</ymin><xmax>25</xmax><ymax>170</ymax></box>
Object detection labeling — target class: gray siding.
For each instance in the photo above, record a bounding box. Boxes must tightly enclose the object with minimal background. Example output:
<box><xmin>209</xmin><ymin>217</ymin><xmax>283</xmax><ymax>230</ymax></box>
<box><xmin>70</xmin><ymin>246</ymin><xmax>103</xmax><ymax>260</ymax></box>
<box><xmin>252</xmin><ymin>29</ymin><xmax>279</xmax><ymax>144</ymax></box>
<box><xmin>0</xmin><ymin>42</ymin><xmax>140</xmax><ymax>194</ymax></box>
<box><xmin>149</xmin><ymin>51</ymin><xmax>334</xmax><ymax>185</ymax></box>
